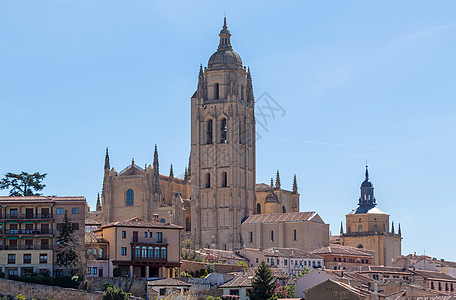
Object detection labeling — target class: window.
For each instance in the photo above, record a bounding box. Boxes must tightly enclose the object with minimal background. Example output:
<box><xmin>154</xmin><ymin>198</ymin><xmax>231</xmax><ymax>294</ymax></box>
<box><xmin>57</xmin><ymin>208</ymin><xmax>64</xmax><ymax>215</ymax></box>
<box><xmin>155</xmin><ymin>247</ymin><xmax>160</xmax><ymax>258</ymax></box>
<box><xmin>293</xmin><ymin>229</ymin><xmax>297</xmax><ymax>241</ymax></box>
<box><xmin>72</xmin><ymin>207</ymin><xmax>79</xmax><ymax>215</ymax></box>
<box><xmin>431</xmin><ymin>282</ymin><xmax>434</xmax><ymax>289</ymax></box>
<box><xmin>8</xmin><ymin>269</ymin><xmax>18</xmax><ymax>277</ymax></box>
<box><xmin>250</xmin><ymin>231</ymin><xmax>253</xmax><ymax>243</ymax></box>
<box><xmin>10</xmin><ymin>209</ymin><xmax>18</xmax><ymax>217</ymax></box>
<box><xmin>142</xmin><ymin>246</ymin><xmax>147</xmax><ymax>258</ymax></box>
<box><xmin>144</xmin><ymin>232</ymin><xmax>148</xmax><ymax>238</ymax></box>
<box><xmin>23</xmin><ymin>254</ymin><xmax>31</xmax><ymax>264</ymax></box>
<box><xmin>126</xmin><ymin>189</ymin><xmax>134</xmax><ymax>206</ymax></box>
<box><xmin>256</xmin><ymin>203</ymin><xmax>261</xmax><ymax>214</ymax></box>
<box><xmin>40</xmin><ymin>253</ymin><xmax>47</xmax><ymax>264</ymax></box>
<box><xmin>206</xmin><ymin>119</ymin><xmax>213</xmax><ymax>144</ymax></box>
<box><xmin>373</xmin><ymin>225</ymin><xmax>377</xmax><ymax>232</ymax></box>
<box><xmin>148</xmin><ymin>247</ymin><xmax>153</xmax><ymax>258</ymax></box>
<box><xmin>285</xmin><ymin>259</ymin><xmax>288</xmax><ymax>266</ymax></box>
<box><xmin>241</xmin><ymin>85</ymin><xmax>245</xmax><ymax>100</ymax></box>
<box><xmin>8</xmin><ymin>254</ymin><xmax>16</xmax><ymax>264</ymax></box>
<box><xmin>161</xmin><ymin>247</ymin><xmax>166</xmax><ymax>258</ymax></box>
<box><xmin>271</xmin><ymin>230</ymin><xmax>274</xmax><ymax>241</ymax></box>
<box><xmin>205</xmin><ymin>173</ymin><xmax>211</xmax><ymax>188</ymax></box>
<box><xmin>92</xmin><ymin>267</ymin><xmax>97</xmax><ymax>275</ymax></box>
<box><xmin>358</xmin><ymin>225</ymin><xmax>362</xmax><ymax>232</ymax></box>
<box><xmin>121</xmin><ymin>247</ymin><xmax>127</xmax><ymax>256</ymax></box>
<box><xmin>87</xmin><ymin>267</ymin><xmax>91</xmax><ymax>275</ymax></box>
<box><xmin>122</xmin><ymin>231</ymin><xmax>126</xmax><ymax>239</ymax></box>
<box><xmin>160</xmin><ymin>218</ymin><xmax>166</xmax><ymax>223</ymax></box>
<box><xmin>222</xmin><ymin>171</ymin><xmax>228</xmax><ymax>187</ymax></box>
<box><xmin>149</xmin><ymin>232</ymin><xmax>153</xmax><ymax>238</ymax></box>
<box><xmin>157</xmin><ymin>232</ymin><xmax>163</xmax><ymax>243</ymax></box>
<box><xmin>220</xmin><ymin>118</ymin><xmax>227</xmax><ymax>143</ymax></box>
<box><xmin>214</xmin><ymin>83</ymin><xmax>219</xmax><ymax>99</ymax></box>
<box><xmin>72</xmin><ymin>223</ymin><xmax>79</xmax><ymax>231</ymax></box>
<box><xmin>229</xmin><ymin>289</ymin><xmax>239</xmax><ymax>296</ymax></box>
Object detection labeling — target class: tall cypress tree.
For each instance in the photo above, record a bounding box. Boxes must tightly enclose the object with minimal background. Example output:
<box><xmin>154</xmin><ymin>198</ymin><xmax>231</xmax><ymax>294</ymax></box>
<box><xmin>56</xmin><ymin>209</ymin><xmax>78</xmax><ymax>275</ymax></box>
<box><xmin>249</xmin><ymin>261</ymin><xmax>276</xmax><ymax>300</ymax></box>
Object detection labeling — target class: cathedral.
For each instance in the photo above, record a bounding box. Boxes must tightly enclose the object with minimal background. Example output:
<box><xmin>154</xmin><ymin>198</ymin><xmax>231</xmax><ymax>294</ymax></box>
<box><xmin>89</xmin><ymin>18</ymin><xmax>311</xmax><ymax>251</ymax></box>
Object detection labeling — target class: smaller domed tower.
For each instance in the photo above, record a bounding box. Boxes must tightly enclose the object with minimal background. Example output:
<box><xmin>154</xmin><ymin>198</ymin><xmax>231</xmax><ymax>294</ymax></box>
<box><xmin>342</xmin><ymin>165</ymin><xmax>402</xmax><ymax>266</ymax></box>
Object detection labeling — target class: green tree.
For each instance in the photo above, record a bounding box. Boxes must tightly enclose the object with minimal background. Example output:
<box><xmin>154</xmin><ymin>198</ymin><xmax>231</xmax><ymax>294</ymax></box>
<box><xmin>249</xmin><ymin>261</ymin><xmax>276</xmax><ymax>300</ymax></box>
<box><xmin>56</xmin><ymin>210</ymin><xmax>79</xmax><ymax>275</ymax></box>
<box><xmin>0</xmin><ymin>172</ymin><xmax>47</xmax><ymax>196</ymax></box>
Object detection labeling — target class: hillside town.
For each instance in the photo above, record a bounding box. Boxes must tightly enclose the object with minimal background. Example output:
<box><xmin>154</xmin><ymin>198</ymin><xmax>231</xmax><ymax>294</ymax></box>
<box><xmin>0</xmin><ymin>16</ymin><xmax>454</xmax><ymax>300</ymax></box>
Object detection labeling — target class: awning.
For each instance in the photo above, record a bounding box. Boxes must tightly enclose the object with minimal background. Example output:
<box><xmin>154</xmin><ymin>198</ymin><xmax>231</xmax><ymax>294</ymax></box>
<box><xmin>6</xmin><ymin>237</ymin><xmax>18</xmax><ymax>240</ymax></box>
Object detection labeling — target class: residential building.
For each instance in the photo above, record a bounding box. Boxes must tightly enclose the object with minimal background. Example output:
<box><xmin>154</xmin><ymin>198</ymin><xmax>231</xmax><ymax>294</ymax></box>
<box><xmin>0</xmin><ymin>196</ymin><xmax>86</xmax><ymax>277</ymax></box>
<box><xmin>85</xmin><ymin>232</ymin><xmax>109</xmax><ymax>277</ymax></box>
<box><xmin>310</xmin><ymin>244</ymin><xmax>375</xmax><ymax>270</ymax></box>
<box><xmin>410</xmin><ymin>269</ymin><xmax>456</xmax><ymax>296</ymax></box>
<box><xmin>304</xmin><ymin>279</ymin><xmax>386</xmax><ymax>300</ymax></box>
<box><xmin>349</xmin><ymin>266</ymin><xmax>412</xmax><ymax>282</ymax></box>
<box><xmin>241</xmin><ymin>212</ymin><xmax>329</xmax><ymax>252</ymax></box>
<box><xmin>147</xmin><ymin>278</ymin><xmax>191</xmax><ymax>300</ymax></box>
<box><xmin>94</xmin><ymin>216</ymin><xmax>182</xmax><ymax>278</ymax></box>
<box><xmin>341</xmin><ymin>166</ymin><xmax>402</xmax><ymax>266</ymax></box>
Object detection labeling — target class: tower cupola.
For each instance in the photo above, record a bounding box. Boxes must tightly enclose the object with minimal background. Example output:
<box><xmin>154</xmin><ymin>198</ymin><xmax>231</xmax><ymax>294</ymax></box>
<box><xmin>359</xmin><ymin>165</ymin><xmax>376</xmax><ymax>207</ymax></box>
<box><xmin>208</xmin><ymin>18</ymin><xmax>243</xmax><ymax>71</ymax></box>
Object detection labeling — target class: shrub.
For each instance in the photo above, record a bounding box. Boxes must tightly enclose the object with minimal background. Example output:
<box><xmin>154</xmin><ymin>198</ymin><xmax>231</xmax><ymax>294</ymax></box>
<box><xmin>206</xmin><ymin>264</ymin><xmax>216</xmax><ymax>273</ymax></box>
<box><xmin>102</xmin><ymin>284</ymin><xmax>131</xmax><ymax>300</ymax></box>
<box><xmin>113</xmin><ymin>267</ymin><xmax>122</xmax><ymax>277</ymax></box>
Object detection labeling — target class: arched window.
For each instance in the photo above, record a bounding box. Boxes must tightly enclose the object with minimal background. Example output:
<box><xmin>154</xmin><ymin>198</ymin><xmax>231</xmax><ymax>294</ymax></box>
<box><xmin>282</xmin><ymin>206</ymin><xmax>286</xmax><ymax>213</ymax></box>
<box><xmin>222</xmin><ymin>171</ymin><xmax>228</xmax><ymax>187</ymax></box>
<box><xmin>206</xmin><ymin>119</ymin><xmax>213</xmax><ymax>144</ymax></box>
<box><xmin>241</xmin><ymin>85</ymin><xmax>245</xmax><ymax>101</ymax></box>
<box><xmin>148</xmin><ymin>247</ymin><xmax>153</xmax><ymax>258</ymax></box>
<box><xmin>358</xmin><ymin>225</ymin><xmax>363</xmax><ymax>232</ymax></box>
<box><xmin>135</xmin><ymin>246</ymin><xmax>140</xmax><ymax>258</ymax></box>
<box><xmin>256</xmin><ymin>203</ymin><xmax>261</xmax><ymax>214</ymax></box>
<box><xmin>250</xmin><ymin>231</ymin><xmax>253</xmax><ymax>243</ymax></box>
<box><xmin>142</xmin><ymin>246</ymin><xmax>147</xmax><ymax>258</ymax></box>
<box><xmin>205</xmin><ymin>173</ymin><xmax>211</xmax><ymax>188</ymax></box>
<box><xmin>126</xmin><ymin>189</ymin><xmax>134</xmax><ymax>206</ymax></box>
<box><xmin>373</xmin><ymin>225</ymin><xmax>377</xmax><ymax>232</ymax></box>
<box><xmin>161</xmin><ymin>247</ymin><xmax>166</xmax><ymax>258</ymax></box>
<box><xmin>214</xmin><ymin>83</ymin><xmax>219</xmax><ymax>99</ymax></box>
<box><xmin>220</xmin><ymin>118</ymin><xmax>227</xmax><ymax>143</ymax></box>
<box><xmin>357</xmin><ymin>244</ymin><xmax>364</xmax><ymax>249</ymax></box>
<box><xmin>155</xmin><ymin>247</ymin><xmax>160</xmax><ymax>258</ymax></box>
<box><xmin>271</xmin><ymin>230</ymin><xmax>274</xmax><ymax>241</ymax></box>
<box><xmin>293</xmin><ymin>229</ymin><xmax>297</xmax><ymax>241</ymax></box>
<box><xmin>160</xmin><ymin>218</ymin><xmax>166</xmax><ymax>223</ymax></box>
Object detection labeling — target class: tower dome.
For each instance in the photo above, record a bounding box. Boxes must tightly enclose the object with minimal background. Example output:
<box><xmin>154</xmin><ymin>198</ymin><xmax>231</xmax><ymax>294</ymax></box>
<box><xmin>358</xmin><ymin>165</ymin><xmax>376</xmax><ymax>207</ymax></box>
<box><xmin>207</xmin><ymin>18</ymin><xmax>243</xmax><ymax>71</ymax></box>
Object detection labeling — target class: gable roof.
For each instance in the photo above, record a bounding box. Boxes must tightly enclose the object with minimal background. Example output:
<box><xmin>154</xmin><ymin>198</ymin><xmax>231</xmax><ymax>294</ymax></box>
<box><xmin>242</xmin><ymin>212</ymin><xmax>323</xmax><ymax>225</ymax></box>
<box><xmin>219</xmin><ymin>275</ymin><xmax>253</xmax><ymax>288</ymax></box>
<box><xmin>0</xmin><ymin>196</ymin><xmax>86</xmax><ymax>202</ymax></box>
<box><xmin>148</xmin><ymin>278</ymin><xmax>191</xmax><ymax>287</ymax></box>
<box><xmin>411</xmin><ymin>270</ymin><xmax>456</xmax><ymax>282</ymax></box>
<box><xmin>99</xmin><ymin>217</ymin><xmax>182</xmax><ymax>230</ymax></box>
<box><xmin>310</xmin><ymin>244</ymin><xmax>374</xmax><ymax>257</ymax></box>
<box><xmin>263</xmin><ymin>247</ymin><xmax>323</xmax><ymax>259</ymax></box>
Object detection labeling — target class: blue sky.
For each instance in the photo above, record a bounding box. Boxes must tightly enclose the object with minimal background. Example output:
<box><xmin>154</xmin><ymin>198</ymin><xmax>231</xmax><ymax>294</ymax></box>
<box><xmin>1</xmin><ymin>1</ymin><xmax>455</xmax><ymax>261</ymax></box>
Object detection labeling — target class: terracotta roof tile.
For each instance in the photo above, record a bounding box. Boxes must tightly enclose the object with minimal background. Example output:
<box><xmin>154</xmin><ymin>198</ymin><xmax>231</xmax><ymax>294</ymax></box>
<box><xmin>100</xmin><ymin>217</ymin><xmax>182</xmax><ymax>230</ymax></box>
<box><xmin>310</xmin><ymin>244</ymin><xmax>374</xmax><ymax>257</ymax></box>
<box><xmin>148</xmin><ymin>278</ymin><xmax>191</xmax><ymax>287</ymax></box>
<box><xmin>242</xmin><ymin>212</ymin><xmax>318</xmax><ymax>224</ymax></box>
<box><xmin>263</xmin><ymin>247</ymin><xmax>323</xmax><ymax>259</ymax></box>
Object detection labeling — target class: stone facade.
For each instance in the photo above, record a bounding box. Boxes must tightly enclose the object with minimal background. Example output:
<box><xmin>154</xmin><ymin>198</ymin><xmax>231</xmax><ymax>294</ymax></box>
<box><xmin>241</xmin><ymin>212</ymin><xmax>329</xmax><ymax>251</ymax></box>
<box><xmin>341</xmin><ymin>167</ymin><xmax>402</xmax><ymax>266</ymax></box>
<box><xmin>191</xmin><ymin>18</ymin><xmax>256</xmax><ymax>250</ymax></box>
<box><xmin>94</xmin><ymin>146</ymin><xmax>191</xmax><ymax>233</ymax></box>
<box><xmin>255</xmin><ymin>173</ymin><xmax>299</xmax><ymax>215</ymax></box>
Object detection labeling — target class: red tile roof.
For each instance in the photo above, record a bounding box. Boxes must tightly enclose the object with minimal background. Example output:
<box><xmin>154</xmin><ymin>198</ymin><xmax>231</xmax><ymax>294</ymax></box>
<box><xmin>263</xmin><ymin>247</ymin><xmax>323</xmax><ymax>259</ymax></box>
<box><xmin>0</xmin><ymin>196</ymin><xmax>85</xmax><ymax>202</ymax></box>
<box><xmin>242</xmin><ymin>212</ymin><xmax>319</xmax><ymax>224</ymax></box>
<box><xmin>100</xmin><ymin>217</ymin><xmax>182</xmax><ymax>230</ymax></box>
<box><xmin>310</xmin><ymin>244</ymin><xmax>374</xmax><ymax>257</ymax></box>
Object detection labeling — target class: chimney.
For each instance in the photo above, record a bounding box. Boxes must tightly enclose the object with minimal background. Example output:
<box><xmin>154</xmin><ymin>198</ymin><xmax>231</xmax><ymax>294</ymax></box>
<box><xmin>153</xmin><ymin>214</ymin><xmax>159</xmax><ymax>222</ymax></box>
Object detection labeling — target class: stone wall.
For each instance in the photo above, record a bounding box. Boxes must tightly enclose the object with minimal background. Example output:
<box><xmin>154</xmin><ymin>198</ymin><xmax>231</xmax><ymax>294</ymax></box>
<box><xmin>87</xmin><ymin>277</ymin><xmax>147</xmax><ymax>298</ymax></box>
<box><xmin>0</xmin><ymin>278</ymin><xmax>103</xmax><ymax>300</ymax></box>
<box><xmin>181</xmin><ymin>260</ymin><xmax>244</xmax><ymax>274</ymax></box>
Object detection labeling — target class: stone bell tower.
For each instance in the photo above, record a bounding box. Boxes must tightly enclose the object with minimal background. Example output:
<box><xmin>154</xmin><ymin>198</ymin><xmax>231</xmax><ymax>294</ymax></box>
<box><xmin>190</xmin><ymin>18</ymin><xmax>256</xmax><ymax>250</ymax></box>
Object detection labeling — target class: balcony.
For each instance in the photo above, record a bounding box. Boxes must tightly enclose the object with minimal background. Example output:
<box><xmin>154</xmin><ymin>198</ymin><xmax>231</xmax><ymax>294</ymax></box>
<box><xmin>0</xmin><ymin>214</ymin><xmax>53</xmax><ymax>220</ymax></box>
<box><xmin>131</xmin><ymin>243</ymin><xmax>168</xmax><ymax>263</ymax></box>
<box><xmin>0</xmin><ymin>245</ymin><xmax>54</xmax><ymax>250</ymax></box>
<box><xmin>0</xmin><ymin>229</ymin><xmax>54</xmax><ymax>235</ymax></box>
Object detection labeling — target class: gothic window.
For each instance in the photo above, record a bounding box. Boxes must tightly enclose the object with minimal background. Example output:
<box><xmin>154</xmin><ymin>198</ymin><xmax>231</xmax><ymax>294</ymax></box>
<box><xmin>222</xmin><ymin>171</ymin><xmax>228</xmax><ymax>187</ymax></box>
<box><xmin>214</xmin><ymin>83</ymin><xmax>219</xmax><ymax>99</ymax></box>
<box><xmin>358</xmin><ymin>225</ymin><xmax>362</xmax><ymax>232</ymax></box>
<box><xmin>220</xmin><ymin>118</ymin><xmax>227</xmax><ymax>143</ymax></box>
<box><xmin>206</xmin><ymin>119</ymin><xmax>213</xmax><ymax>144</ymax></box>
<box><xmin>282</xmin><ymin>206</ymin><xmax>286</xmax><ymax>213</ymax></box>
<box><xmin>250</xmin><ymin>231</ymin><xmax>253</xmax><ymax>243</ymax></box>
<box><xmin>271</xmin><ymin>230</ymin><xmax>274</xmax><ymax>241</ymax></box>
<box><xmin>205</xmin><ymin>173</ymin><xmax>211</xmax><ymax>188</ymax></box>
<box><xmin>293</xmin><ymin>229</ymin><xmax>297</xmax><ymax>241</ymax></box>
<box><xmin>256</xmin><ymin>203</ymin><xmax>261</xmax><ymax>214</ymax></box>
<box><xmin>126</xmin><ymin>189</ymin><xmax>134</xmax><ymax>206</ymax></box>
